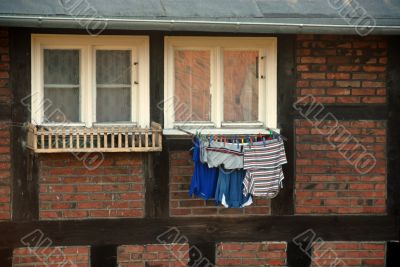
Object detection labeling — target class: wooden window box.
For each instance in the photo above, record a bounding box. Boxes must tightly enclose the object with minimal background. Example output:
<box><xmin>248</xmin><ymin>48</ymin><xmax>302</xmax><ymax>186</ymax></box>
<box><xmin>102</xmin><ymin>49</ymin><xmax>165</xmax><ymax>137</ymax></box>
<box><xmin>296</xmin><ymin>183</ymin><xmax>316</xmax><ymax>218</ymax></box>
<box><xmin>26</xmin><ymin>122</ymin><xmax>162</xmax><ymax>153</ymax></box>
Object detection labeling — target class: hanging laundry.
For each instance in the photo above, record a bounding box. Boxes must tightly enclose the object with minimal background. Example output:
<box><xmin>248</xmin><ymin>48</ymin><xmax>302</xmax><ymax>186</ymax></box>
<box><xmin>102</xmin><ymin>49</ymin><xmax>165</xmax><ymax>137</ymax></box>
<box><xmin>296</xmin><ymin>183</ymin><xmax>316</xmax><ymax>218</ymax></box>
<box><xmin>187</xmin><ymin>130</ymin><xmax>288</xmax><ymax>208</ymax></box>
<box><xmin>243</xmin><ymin>138</ymin><xmax>287</xmax><ymax>198</ymax></box>
<box><xmin>189</xmin><ymin>138</ymin><xmax>219</xmax><ymax>200</ymax></box>
<box><xmin>205</xmin><ymin>141</ymin><xmax>244</xmax><ymax>169</ymax></box>
<box><xmin>215</xmin><ymin>168</ymin><xmax>252</xmax><ymax>208</ymax></box>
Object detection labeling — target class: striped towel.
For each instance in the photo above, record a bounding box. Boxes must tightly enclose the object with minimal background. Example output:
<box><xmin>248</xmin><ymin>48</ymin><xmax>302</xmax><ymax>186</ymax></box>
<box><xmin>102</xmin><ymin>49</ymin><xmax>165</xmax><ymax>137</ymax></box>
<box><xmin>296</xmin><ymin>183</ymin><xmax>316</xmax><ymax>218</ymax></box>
<box><xmin>243</xmin><ymin>167</ymin><xmax>284</xmax><ymax>197</ymax></box>
<box><xmin>243</xmin><ymin>138</ymin><xmax>287</xmax><ymax>170</ymax></box>
<box><xmin>242</xmin><ymin>138</ymin><xmax>287</xmax><ymax>197</ymax></box>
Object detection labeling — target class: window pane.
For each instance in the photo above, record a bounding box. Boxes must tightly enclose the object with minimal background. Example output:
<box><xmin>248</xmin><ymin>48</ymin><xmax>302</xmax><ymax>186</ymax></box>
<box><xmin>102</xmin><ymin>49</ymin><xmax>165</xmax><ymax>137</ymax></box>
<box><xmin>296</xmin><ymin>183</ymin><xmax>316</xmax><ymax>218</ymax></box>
<box><xmin>44</xmin><ymin>50</ymin><xmax>79</xmax><ymax>85</ymax></box>
<box><xmin>44</xmin><ymin>87</ymin><xmax>79</xmax><ymax>122</ymax></box>
<box><xmin>174</xmin><ymin>50</ymin><xmax>211</xmax><ymax>122</ymax></box>
<box><xmin>223</xmin><ymin>50</ymin><xmax>259</xmax><ymax>122</ymax></box>
<box><xmin>43</xmin><ymin>49</ymin><xmax>80</xmax><ymax>122</ymax></box>
<box><xmin>96</xmin><ymin>50</ymin><xmax>131</xmax><ymax>122</ymax></box>
<box><xmin>96</xmin><ymin>87</ymin><xmax>131</xmax><ymax>122</ymax></box>
<box><xmin>96</xmin><ymin>50</ymin><xmax>131</xmax><ymax>84</ymax></box>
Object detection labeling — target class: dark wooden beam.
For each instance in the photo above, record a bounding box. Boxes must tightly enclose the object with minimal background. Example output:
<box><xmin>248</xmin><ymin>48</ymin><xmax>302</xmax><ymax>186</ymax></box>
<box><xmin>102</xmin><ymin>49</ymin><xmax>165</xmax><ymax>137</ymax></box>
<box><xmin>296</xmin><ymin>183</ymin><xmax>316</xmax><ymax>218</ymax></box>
<box><xmin>149</xmin><ymin>32</ymin><xmax>164</xmax><ymax>126</ymax></box>
<box><xmin>0</xmin><ymin>216</ymin><xmax>397</xmax><ymax>248</ymax></box>
<box><xmin>387</xmin><ymin>36</ymin><xmax>400</xmax><ymax>216</ymax></box>
<box><xmin>10</xmin><ymin>28</ymin><xmax>39</xmax><ymax>221</ymax></box>
<box><xmin>0</xmin><ymin>248</ymin><xmax>12</xmax><ymax>267</ymax></box>
<box><xmin>145</xmin><ymin>32</ymin><xmax>170</xmax><ymax>218</ymax></box>
<box><xmin>145</xmin><ymin>145</ymin><xmax>170</xmax><ymax>218</ymax></box>
<box><xmin>165</xmin><ymin>137</ymin><xmax>193</xmax><ymax>151</ymax></box>
<box><xmin>188</xmin><ymin>242</ymin><xmax>215</xmax><ymax>267</ymax></box>
<box><xmin>90</xmin><ymin>245</ymin><xmax>117</xmax><ymax>267</ymax></box>
<box><xmin>386</xmin><ymin>241</ymin><xmax>400</xmax><ymax>267</ymax></box>
<box><xmin>294</xmin><ymin>105</ymin><xmax>387</xmax><ymax>120</ymax></box>
<box><xmin>273</xmin><ymin>34</ymin><xmax>296</xmax><ymax>215</ymax></box>
<box><xmin>287</xmin><ymin>241</ymin><xmax>311</xmax><ymax>267</ymax></box>
<box><xmin>0</xmin><ymin>102</ymin><xmax>11</xmax><ymax>121</ymax></box>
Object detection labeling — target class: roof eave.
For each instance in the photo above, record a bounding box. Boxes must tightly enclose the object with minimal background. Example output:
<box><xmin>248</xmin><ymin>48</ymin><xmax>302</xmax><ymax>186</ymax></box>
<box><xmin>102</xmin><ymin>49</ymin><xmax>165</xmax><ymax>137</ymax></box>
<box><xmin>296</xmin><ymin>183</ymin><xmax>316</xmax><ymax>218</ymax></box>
<box><xmin>1</xmin><ymin>15</ymin><xmax>400</xmax><ymax>35</ymax></box>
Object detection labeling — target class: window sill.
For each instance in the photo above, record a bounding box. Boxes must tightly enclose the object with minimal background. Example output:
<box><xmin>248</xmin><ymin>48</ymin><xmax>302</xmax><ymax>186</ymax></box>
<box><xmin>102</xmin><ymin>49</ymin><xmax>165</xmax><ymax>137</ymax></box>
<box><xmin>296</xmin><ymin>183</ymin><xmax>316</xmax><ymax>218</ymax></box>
<box><xmin>163</xmin><ymin>128</ymin><xmax>280</xmax><ymax>136</ymax></box>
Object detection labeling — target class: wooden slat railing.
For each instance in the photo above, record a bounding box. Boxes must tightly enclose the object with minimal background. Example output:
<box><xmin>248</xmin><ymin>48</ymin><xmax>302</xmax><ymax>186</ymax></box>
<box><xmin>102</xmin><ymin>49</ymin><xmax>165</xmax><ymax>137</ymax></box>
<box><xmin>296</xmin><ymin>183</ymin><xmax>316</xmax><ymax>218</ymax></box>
<box><xmin>26</xmin><ymin>122</ymin><xmax>162</xmax><ymax>153</ymax></box>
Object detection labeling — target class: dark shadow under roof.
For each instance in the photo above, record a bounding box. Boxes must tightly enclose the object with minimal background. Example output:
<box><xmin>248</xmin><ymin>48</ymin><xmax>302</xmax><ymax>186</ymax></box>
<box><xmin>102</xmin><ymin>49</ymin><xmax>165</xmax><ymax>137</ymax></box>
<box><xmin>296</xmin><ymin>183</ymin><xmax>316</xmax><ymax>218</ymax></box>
<box><xmin>1</xmin><ymin>0</ymin><xmax>400</xmax><ymax>34</ymax></box>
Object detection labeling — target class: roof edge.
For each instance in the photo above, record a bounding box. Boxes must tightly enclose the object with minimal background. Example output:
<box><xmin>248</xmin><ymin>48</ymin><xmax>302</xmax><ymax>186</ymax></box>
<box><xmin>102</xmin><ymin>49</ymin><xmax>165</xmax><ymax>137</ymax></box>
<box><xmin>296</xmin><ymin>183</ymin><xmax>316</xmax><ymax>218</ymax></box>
<box><xmin>1</xmin><ymin>15</ymin><xmax>400</xmax><ymax>35</ymax></box>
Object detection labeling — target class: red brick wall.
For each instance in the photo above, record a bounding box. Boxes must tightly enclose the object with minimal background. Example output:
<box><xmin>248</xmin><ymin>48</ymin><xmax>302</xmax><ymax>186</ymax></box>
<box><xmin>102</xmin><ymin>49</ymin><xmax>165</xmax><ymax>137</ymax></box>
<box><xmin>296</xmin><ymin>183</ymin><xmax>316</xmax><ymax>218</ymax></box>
<box><xmin>169</xmin><ymin>151</ymin><xmax>270</xmax><ymax>216</ymax></box>
<box><xmin>311</xmin><ymin>242</ymin><xmax>386</xmax><ymax>266</ymax></box>
<box><xmin>13</xmin><ymin>246</ymin><xmax>90</xmax><ymax>267</ymax></box>
<box><xmin>0</xmin><ymin>28</ymin><xmax>10</xmax><ymax>105</ymax></box>
<box><xmin>117</xmin><ymin>244</ymin><xmax>189</xmax><ymax>267</ymax></box>
<box><xmin>296</xmin><ymin>35</ymin><xmax>387</xmax><ymax>104</ymax></box>
<box><xmin>216</xmin><ymin>242</ymin><xmax>287</xmax><ymax>266</ymax></box>
<box><xmin>295</xmin><ymin>120</ymin><xmax>386</xmax><ymax>214</ymax></box>
<box><xmin>0</xmin><ymin>122</ymin><xmax>10</xmax><ymax>221</ymax></box>
<box><xmin>0</xmin><ymin>28</ymin><xmax>10</xmax><ymax>221</ymax></box>
<box><xmin>39</xmin><ymin>153</ymin><xmax>145</xmax><ymax>219</ymax></box>
<box><xmin>295</xmin><ymin>34</ymin><xmax>388</xmax><ymax>215</ymax></box>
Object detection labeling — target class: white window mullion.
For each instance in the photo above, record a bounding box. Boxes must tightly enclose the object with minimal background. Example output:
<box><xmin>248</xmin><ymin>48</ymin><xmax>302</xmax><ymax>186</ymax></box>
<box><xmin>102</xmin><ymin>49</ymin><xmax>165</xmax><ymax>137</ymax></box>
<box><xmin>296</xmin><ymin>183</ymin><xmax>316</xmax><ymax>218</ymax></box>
<box><xmin>31</xmin><ymin>40</ymin><xmax>42</xmax><ymax>124</ymax></box>
<box><xmin>266</xmin><ymin>42</ymin><xmax>278</xmax><ymax>129</ymax></box>
<box><xmin>211</xmin><ymin>47</ymin><xmax>223</xmax><ymax>128</ymax></box>
<box><xmin>164</xmin><ymin>40</ymin><xmax>175</xmax><ymax>129</ymax></box>
<box><xmin>131</xmin><ymin>47</ymin><xmax>137</xmax><ymax>126</ymax></box>
<box><xmin>137</xmin><ymin>40</ymin><xmax>150</xmax><ymax>128</ymax></box>
<box><xmin>82</xmin><ymin>45</ymin><xmax>92</xmax><ymax>127</ymax></box>
<box><xmin>258</xmin><ymin>49</ymin><xmax>266</xmax><ymax>127</ymax></box>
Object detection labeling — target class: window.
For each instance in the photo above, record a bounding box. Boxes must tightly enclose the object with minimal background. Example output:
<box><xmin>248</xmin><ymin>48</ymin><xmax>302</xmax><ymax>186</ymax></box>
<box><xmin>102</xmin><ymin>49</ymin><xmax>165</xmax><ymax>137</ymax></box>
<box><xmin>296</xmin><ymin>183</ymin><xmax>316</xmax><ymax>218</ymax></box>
<box><xmin>164</xmin><ymin>37</ymin><xmax>277</xmax><ymax>134</ymax></box>
<box><xmin>31</xmin><ymin>35</ymin><xmax>149</xmax><ymax>128</ymax></box>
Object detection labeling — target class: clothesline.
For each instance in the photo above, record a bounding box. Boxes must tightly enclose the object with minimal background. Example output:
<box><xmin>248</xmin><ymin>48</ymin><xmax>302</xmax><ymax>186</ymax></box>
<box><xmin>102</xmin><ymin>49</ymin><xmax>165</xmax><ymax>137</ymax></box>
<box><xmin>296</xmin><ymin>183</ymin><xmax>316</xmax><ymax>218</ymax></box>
<box><xmin>176</xmin><ymin>127</ymin><xmax>288</xmax><ymax>142</ymax></box>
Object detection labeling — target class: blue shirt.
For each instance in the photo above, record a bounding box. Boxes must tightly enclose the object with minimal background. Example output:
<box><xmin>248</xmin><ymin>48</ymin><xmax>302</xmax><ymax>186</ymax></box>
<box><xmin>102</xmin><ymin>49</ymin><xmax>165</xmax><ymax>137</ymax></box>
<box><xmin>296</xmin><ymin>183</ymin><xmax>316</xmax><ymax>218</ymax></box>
<box><xmin>189</xmin><ymin>138</ymin><xmax>218</xmax><ymax>200</ymax></box>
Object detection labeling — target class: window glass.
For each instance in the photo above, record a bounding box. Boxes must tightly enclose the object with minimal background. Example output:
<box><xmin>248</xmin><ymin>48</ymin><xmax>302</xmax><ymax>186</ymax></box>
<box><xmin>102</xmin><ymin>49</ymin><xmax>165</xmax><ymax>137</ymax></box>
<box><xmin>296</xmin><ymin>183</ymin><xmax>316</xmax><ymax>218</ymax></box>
<box><xmin>223</xmin><ymin>50</ymin><xmax>259</xmax><ymax>122</ymax></box>
<box><xmin>43</xmin><ymin>49</ymin><xmax>80</xmax><ymax>122</ymax></box>
<box><xmin>96</xmin><ymin>50</ymin><xmax>131</xmax><ymax>122</ymax></box>
<box><xmin>174</xmin><ymin>50</ymin><xmax>211</xmax><ymax>122</ymax></box>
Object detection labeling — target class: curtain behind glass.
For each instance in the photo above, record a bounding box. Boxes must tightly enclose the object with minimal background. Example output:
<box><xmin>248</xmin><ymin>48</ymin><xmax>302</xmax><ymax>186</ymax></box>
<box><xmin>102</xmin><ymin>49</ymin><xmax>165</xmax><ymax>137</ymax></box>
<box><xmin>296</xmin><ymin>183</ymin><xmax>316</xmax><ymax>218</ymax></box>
<box><xmin>43</xmin><ymin>49</ymin><xmax>80</xmax><ymax>122</ymax></box>
<box><xmin>96</xmin><ymin>50</ymin><xmax>131</xmax><ymax>122</ymax></box>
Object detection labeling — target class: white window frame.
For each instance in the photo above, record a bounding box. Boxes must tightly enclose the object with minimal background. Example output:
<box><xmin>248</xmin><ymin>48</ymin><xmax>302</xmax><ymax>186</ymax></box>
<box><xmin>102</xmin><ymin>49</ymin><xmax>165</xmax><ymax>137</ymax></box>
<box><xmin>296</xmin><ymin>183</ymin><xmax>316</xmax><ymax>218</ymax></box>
<box><xmin>31</xmin><ymin>34</ymin><xmax>150</xmax><ymax>128</ymax></box>
<box><xmin>163</xmin><ymin>36</ymin><xmax>277</xmax><ymax>135</ymax></box>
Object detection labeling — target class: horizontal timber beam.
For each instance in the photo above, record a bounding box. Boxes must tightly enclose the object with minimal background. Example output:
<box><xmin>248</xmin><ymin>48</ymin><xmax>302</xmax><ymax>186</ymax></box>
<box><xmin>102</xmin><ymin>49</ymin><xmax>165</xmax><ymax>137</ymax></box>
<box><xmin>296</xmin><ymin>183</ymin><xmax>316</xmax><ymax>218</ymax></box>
<box><xmin>0</xmin><ymin>216</ymin><xmax>397</xmax><ymax>249</ymax></box>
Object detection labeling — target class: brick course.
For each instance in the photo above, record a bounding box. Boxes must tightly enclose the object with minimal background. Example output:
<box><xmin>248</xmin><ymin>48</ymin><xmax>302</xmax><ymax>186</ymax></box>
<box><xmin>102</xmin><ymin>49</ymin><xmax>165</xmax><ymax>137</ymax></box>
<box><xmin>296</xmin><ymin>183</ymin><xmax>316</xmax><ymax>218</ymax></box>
<box><xmin>13</xmin><ymin>246</ymin><xmax>90</xmax><ymax>267</ymax></box>
<box><xmin>39</xmin><ymin>153</ymin><xmax>145</xmax><ymax>220</ymax></box>
<box><xmin>311</xmin><ymin>242</ymin><xmax>386</xmax><ymax>266</ymax></box>
<box><xmin>169</xmin><ymin>151</ymin><xmax>270</xmax><ymax>217</ymax></box>
<box><xmin>216</xmin><ymin>242</ymin><xmax>287</xmax><ymax>266</ymax></box>
<box><xmin>295</xmin><ymin>120</ymin><xmax>386</xmax><ymax>214</ymax></box>
<box><xmin>296</xmin><ymin>35</ymin><xmax>387</xmax><ymax>104</ymax></box>
<box><xmin>0</xmin><ymin>121</ymin><xmax>10</xmax><ymax>221</ymax></box>
<box><xmin>0</xmin><ymin>27</ymin><xmax>10</xmax><ymax>221</ymax></box>
<box><xmin>0</xmin><ymin>28</ymin><xmax>10</xmax><ymax>105</ymax></box>
<box><xmin>117</xmin><ymin>244</ymin><xmax>189</xmax><ymax>267</ymax></box>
